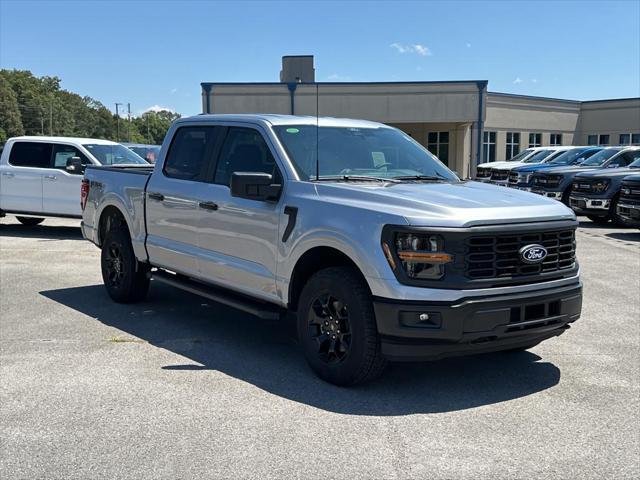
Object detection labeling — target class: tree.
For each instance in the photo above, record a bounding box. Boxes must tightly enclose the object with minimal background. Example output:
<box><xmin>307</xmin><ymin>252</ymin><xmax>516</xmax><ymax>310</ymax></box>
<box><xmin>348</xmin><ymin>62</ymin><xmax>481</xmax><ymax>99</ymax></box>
<box><xmin>0</xmin><ymin>75</ymin><xmax>24</xmax><ymax>143</ymax></box>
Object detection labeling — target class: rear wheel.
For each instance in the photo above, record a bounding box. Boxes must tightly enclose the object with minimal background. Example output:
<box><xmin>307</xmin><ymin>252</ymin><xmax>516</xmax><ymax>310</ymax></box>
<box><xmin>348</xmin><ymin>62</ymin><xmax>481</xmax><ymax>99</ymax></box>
<box><xmin>16</xmin><ymin>216</ymin><xmax>44</xmax><ymax>226</ymax></box>
<box><xmin>297</xmin><ymin>267</ymin><xmax>387</xmax><ymax>386</ymax></box>
<box><xmin>101</xmin><ymin>227</ymin><xmax>150</xmax><ymax>303</ymax></box>
<box><xmin>586</xmin><ymin>214</ymin><xmax>609</xmax><ymax>225</ymax></box>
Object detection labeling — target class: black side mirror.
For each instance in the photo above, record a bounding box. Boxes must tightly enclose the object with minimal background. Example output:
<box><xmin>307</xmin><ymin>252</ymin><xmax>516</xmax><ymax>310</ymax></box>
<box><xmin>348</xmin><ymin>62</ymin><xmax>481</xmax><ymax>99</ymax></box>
<box><xmin>66</xmin><ymin>156</ymin><xmax>84</xmax><ymax>174</ymax></box>
<box><xmin>231</xmin><ymin>172</ymin><xmax>281</xmax><ymax>201</ymax></box>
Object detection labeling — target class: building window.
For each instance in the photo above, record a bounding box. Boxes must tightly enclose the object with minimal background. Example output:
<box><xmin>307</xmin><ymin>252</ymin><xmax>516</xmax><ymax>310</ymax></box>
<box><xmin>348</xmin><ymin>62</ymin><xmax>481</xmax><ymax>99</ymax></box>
<box><xmin>482</xmin><ymin>131</ymin><xmax>496</xmax><ymax>162</ymax></box>
<box><xmin>528</xmin><ymin>133</ymin><xmax>542</xmax><ymax>147</ymax></box>
<box><xmin>587</xmin><ymin>135</ymin><xmax>598</xmax><ymax>145</ymax></box>
<box><xmin>505</xmin><ymin>132</ymin><xmax>520</xmax><ymax>160</ymax></box>
<box><xmin>620</xmin><ymin>133</ymin><xmax>640</xmax><ymax>145</ymax></box>
<box><xmin>427</xmin><ymin>132</ymin><xmax>449</xmax><ymax>166</ymax></box>
<box><xmin>599</xmin><ymin>134</ymin><xmax>610</xmax><ymax>145</ymax></box>
<box><xmin>550</xmin><ymin>133</ymin><xmax>563</xmax><ymax>146</ymax></box>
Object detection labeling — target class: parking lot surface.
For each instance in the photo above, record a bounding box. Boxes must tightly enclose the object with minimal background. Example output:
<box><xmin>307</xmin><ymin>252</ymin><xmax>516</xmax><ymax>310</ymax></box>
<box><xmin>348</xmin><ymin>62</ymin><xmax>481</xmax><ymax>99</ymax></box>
<box><xmin>1</xmin><ymin>217</ymin><xmax>639</xmax><ymax>479</ymax></box>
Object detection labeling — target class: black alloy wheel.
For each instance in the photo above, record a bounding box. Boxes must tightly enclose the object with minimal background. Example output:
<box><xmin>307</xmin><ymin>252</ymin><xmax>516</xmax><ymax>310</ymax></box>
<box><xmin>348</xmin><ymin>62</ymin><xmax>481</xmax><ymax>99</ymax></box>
<box><xmin>308</xmin><ymin>293</ymin><xmax>352</xmax><ymax>364</ymax></box>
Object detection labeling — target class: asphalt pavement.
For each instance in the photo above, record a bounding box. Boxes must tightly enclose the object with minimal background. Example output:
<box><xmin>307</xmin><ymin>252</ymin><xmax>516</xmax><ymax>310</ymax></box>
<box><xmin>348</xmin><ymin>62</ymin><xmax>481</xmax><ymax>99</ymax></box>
<box><xmin>1</xmin><ymin>216</ymin><xmax>638</xmax><ymax>479</ymax></box>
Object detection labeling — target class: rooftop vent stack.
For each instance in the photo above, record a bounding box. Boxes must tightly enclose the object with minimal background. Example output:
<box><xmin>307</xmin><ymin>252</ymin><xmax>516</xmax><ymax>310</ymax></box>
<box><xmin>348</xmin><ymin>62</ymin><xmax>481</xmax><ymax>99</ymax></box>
<box><xmin>280</xmin><ymin>56</ymin><xmax>315</xmax><ymax>83</ymax></box>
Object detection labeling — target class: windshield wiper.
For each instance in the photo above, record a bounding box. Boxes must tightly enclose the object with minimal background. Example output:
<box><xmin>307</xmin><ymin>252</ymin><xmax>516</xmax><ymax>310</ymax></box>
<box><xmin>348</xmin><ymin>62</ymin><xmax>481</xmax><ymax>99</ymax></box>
<box><xmin>391</xmin><ymin>174</ymin><xmax>446</xmax><ymax>182</ymax></box>
<box><xmin>313</xmin><ymin>175</ymin><xmax>400</xmax><ymax>183</ymax></box>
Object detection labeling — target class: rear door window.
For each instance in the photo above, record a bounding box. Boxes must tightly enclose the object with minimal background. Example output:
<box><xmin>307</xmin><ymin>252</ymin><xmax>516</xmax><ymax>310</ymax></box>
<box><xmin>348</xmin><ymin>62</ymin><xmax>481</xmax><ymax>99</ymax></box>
<box><xmin>163</xmin><ymin>126</ymin><xmax>220</xmax><ymax>181</ymax></box>
<box><xmin>213</xmin><ymin>127</ymin><xmax>279</xmax><ymax>186</ymax></box>
<box><xmin>8</xmin><ymin>142</ymin><xmax>53</xmax><ymax>168</ymax></box>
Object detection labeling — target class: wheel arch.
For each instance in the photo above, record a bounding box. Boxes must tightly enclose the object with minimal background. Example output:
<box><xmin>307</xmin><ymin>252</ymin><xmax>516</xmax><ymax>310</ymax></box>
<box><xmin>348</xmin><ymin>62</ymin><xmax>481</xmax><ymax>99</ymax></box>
<box><xmin>288</xmin><ymin>246</ymin><xmax>370</xmax><ymax>311</ymax></box>
<box><xmin>97</xmin><ymin>205</ymin><xmax>131</xmax><ymax>247</ymax></box>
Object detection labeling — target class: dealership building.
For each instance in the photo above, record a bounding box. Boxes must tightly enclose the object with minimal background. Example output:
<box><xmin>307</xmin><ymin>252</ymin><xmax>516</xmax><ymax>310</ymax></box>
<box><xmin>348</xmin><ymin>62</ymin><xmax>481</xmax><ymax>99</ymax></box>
<box><xmin>201</xmin><ymin>56</ymin><xmax>640</xmax><ymax>178</ymax></box>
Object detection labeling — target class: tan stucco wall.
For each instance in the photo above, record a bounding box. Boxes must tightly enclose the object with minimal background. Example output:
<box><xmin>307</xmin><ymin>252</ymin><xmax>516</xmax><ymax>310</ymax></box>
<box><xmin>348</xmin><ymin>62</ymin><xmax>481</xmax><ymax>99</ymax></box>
<box><xmin>575</xmin><ymin>99</ymin><xmax>640</xmax><ymax>145</ymax></box>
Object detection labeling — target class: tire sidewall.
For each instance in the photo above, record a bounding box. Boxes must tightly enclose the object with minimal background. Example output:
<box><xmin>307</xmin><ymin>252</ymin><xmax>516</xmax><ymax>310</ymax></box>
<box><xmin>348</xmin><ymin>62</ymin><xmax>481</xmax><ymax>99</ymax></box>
<box><xmin>101</xmin><ymin>228</ymin><xmax>139</xmax><ymax>301</ymax></box>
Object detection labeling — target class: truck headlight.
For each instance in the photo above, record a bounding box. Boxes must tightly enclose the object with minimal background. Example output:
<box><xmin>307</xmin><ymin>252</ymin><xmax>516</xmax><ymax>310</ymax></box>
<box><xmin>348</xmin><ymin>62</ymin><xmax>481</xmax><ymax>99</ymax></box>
<box><xmin>382</xmin><ymin>231</ymin><xmax>453</xmax><ymax>280</ymax></box>
<box><xmin>546</xmin><ymin>175</ymin><xmax>563</xmax><ymax>187</ymax></box>
<box><xmin>519</xmin><ymin>173</ymin><xmax>531</xmax><ymax>183</ymax></box>
<box><xmin>592</xmin><ymin>180</ymin><xmax>609</xmax><ymax>193</ymax></box>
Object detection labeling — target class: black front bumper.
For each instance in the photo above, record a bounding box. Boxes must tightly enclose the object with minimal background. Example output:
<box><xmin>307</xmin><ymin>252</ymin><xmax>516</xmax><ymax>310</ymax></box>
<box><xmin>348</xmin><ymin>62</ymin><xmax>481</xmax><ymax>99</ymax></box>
<box><xmin>373</xmin><ymin>283</ymin><xmax>582</xmax><ymax>361</ymax></box>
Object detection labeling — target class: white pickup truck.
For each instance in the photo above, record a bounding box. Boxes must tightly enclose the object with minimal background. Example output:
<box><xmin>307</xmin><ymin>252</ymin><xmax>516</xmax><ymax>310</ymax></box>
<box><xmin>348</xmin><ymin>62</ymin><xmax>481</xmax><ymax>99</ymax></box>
<box><xmin>0</xmin><ymin>136</ymin><xmax>147</xmax><ymax>225</ymax></box>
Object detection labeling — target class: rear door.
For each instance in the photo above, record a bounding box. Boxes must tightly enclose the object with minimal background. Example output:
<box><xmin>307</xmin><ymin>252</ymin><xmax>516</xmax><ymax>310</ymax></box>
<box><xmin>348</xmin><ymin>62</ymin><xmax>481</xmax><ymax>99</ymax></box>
<box><xmin>42</xmin><ymin>143</ymin><xmax>94</xmax><ymax>217</ymax></box>
<box><xmin>0</xmin><ymin>141</ymin><xmax>52</xmax><ymax>214</ymax></box>
<box><xmin>145</xmin><ymin>125</ymin><xmax>223</xmax><ymax>277</ymax></box>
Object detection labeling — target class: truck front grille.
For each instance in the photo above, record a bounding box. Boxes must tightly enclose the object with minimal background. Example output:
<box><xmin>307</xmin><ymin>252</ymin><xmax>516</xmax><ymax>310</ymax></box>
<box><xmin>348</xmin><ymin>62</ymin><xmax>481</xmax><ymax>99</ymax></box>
<box><xmin>572</xmin><ymin>179</ymin><xmax>596</xmax><ymax>193</ymax></box>
<box><xmin>464</xmin><ymin>230</ymin><xmax>576</xmax><ymax>280</ymax></box>
<box><xmin>491</xmin><ymin>169</ymin><xmax>508</xmax><ymax>181</ymax></box>
<box><xmin>476</xmin><ymin>167</ymin><xmax>491</xmax><ymax>179</ymax></box>
<box><xmin>508</xmin><ymin>172</ymin><xmax>519</xmax><ymax>184</ymax></box>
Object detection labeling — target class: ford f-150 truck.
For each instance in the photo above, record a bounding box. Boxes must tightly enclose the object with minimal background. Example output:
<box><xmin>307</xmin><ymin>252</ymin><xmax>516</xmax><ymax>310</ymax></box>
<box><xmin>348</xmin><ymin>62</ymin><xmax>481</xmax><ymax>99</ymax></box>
<box><xmin>82</xmin><ymin>114</ymin><xmax>583</xmax><ymax>385</ymax></box>
<box><xmin>617</xmin><ymin>174</ymin><xmax>640</xmax><ymax>227</ymax></box>
<box><xmin>0</xmin><ymin>136</ymin><xmax>148</xmax><ymax>224</ymax></box>
<box><xmin>570</xmin><ymin>154</ymin><xmax>640</xmax><ymax>225</ymax></box>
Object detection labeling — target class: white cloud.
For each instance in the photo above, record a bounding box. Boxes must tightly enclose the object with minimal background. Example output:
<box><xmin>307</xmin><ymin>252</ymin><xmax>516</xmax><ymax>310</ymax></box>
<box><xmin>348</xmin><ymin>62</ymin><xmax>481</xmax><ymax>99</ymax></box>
<box><xmin>466</xmin><ymin>42</ymin><xmax>472</xmax><ymax>48</ymax></box>
<box><xmin>170</xmin><ymin>88</ymin><xmax>178</xmax><ymax>94</ymax></box>
<box><xmin>513</xmin><ymin>77</ymin><xmax>523</xmax><ymax>84</ymax></box>
<box><xmin>390</xmin><ymin>43</ymin><xmax>432</xmax><ymax>56</ymax></box>
<box><xmin>327</xmin><ymin>73</ymin><xmax>352</xmax><ymax>81</ymax></box>
<box><xmin>531</xmin><ymin>78</ymin><xmax>538</xmax><ymax>84</ymax></box>
<box><xmin>140</xmin><ymin>105</ymin><xmax>177</xmax><ymax>115</ymax></box>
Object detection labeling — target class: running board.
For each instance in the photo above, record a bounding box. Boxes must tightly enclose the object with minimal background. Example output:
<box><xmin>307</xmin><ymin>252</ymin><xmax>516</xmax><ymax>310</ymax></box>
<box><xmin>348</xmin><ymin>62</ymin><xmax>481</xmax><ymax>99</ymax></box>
<box><xmin>151</xmin><ymin>269</ymin><xmax>282</xmax><ymax>320</ymax></box>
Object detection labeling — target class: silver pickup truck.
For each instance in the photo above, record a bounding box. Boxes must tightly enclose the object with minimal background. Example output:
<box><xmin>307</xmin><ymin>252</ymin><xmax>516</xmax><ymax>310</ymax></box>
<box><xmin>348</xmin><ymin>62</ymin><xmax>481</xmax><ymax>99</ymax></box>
<box><xmin>82</xmin><ymin>114</ymin><xmax>582</xmax><ymax>385</ymax></box>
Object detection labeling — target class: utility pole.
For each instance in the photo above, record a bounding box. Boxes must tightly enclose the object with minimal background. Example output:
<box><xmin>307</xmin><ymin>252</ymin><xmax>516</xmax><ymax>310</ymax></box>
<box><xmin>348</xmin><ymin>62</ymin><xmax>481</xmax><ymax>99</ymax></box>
<box><xmin>49</xmin><ymin>100</ymin><xmax>53</xmax><ymax>136</ymax></box>
<box><xmin>146</xmin><ymin>115</ymin><xmax>150</xmax><ymax>144</ymax></box>
<box><xmin>40</xmin><ymin>115</ymin><xmax>44</xmax><ymax>135</ymax></box>
<box><xmin>127</xmin><ymin>103</ymin><xmax>131</xmax><ymax>142</ymax></box>
<box><xmin>115</xmin><ymin>103</ymin><xmax>122</xmax><ymax>141</ymax></box>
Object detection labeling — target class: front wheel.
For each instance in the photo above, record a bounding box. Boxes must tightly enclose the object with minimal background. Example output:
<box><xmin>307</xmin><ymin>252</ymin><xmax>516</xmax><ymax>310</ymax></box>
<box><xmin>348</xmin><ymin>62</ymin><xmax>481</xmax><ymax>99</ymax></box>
<box><xmin>16</xmin><ymin>216</ymin><xmax>44</xmax><ymax>226</ymax></box>
<box><xmin>297</xmin><ymin>267</ymin><xmax>387</xmax><ymax>386</ymax></box>
<box><xmin>101</xmin><ymin>227</ymin><xmax>150</xmax><ymax>303</ymax></box>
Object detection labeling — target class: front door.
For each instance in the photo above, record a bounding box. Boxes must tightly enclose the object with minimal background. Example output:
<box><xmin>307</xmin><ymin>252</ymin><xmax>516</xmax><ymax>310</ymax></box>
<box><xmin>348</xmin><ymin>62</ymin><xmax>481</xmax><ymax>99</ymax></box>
<box><xmin>42</xmin><ymin>144</ymin><xmax>94</xmax><ymax>217</ymax></box>
<box><xmin>197</xmin><ymin>126</ymin><xmax>282</xmax><ymax>302</ymax></box>
<box><xmin>145</xmin><ymin>125</ymin><xmax>222</xmax><ymax>277</ymax></box>
<box><xmin>0</xmin><ymin>141</ymin><xmax>51</xmax><ymax>214</ymax></box>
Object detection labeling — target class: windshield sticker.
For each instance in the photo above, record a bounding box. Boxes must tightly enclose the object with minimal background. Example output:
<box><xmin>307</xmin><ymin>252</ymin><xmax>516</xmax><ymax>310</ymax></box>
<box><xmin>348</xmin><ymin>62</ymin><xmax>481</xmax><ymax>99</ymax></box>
<box><xmin>286</xmin><ymin>128</ymin><xmax>299</xmax><ymax>134</ymax></box>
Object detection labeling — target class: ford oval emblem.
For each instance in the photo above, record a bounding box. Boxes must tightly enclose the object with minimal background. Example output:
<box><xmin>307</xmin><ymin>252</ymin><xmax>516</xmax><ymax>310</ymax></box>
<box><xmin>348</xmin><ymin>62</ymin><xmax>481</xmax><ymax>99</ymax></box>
<box><xmin>519</xmin><ymin>244</ymin><xmax>548</xmax><ymax>264</ymax></box>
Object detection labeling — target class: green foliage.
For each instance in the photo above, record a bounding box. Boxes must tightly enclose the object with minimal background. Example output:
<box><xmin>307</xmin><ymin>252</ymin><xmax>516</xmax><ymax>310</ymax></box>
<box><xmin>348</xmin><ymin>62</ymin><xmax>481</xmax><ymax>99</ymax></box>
<box><xmin>0</xmin><ymin>69</ymin><xmax>180</xmax><ymax>146</ymax></box>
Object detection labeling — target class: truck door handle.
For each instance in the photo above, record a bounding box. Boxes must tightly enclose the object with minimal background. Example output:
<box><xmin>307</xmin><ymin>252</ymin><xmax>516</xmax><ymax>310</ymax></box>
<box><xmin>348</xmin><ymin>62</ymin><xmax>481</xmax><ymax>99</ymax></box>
<box><xmin>199</xmin><ymin>201</ymin><xmax>218</xmax><ymax>211</ymax></box>
<box><xmin>2</xmin><ymin>172</ymin><xmax>14</xmax><ymax>178</ymax></box>
<box><xmin>45</xmin><ymin>174</ymin><xmax>57</xmax><ymax>180</ymax></box>
<box><xmin>148</xmin><ymin>192</ymin><xmax>164</xmax><ymax>201</ymax></box>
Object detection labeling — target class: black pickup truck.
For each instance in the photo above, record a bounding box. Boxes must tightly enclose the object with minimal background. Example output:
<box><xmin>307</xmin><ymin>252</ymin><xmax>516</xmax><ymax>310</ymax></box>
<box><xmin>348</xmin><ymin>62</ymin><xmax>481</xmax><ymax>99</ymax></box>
<box><xmin>617</xmin><ymin>174</ymin><xmax>640</xmax><ymax>227</ymax></box>
<box><xmin>569</xmin><ymin>156</ymin><xmax>640</xmax><ymax>225</ymax></box>
<box><xmin>530</xmin><ymin>147</ymin><xmax>638</xmax><ymax>206</ymax></box>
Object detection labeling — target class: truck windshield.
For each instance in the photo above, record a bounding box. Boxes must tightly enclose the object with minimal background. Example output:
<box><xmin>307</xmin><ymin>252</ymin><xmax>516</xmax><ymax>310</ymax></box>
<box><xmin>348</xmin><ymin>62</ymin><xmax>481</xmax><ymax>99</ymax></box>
<box><xmin>522</xmin><ymin>150</ymin><xmax>555</xmax><ymax>163</ymax></box>
<box><xmin>273</xmin><ymin>125</ymin><xmax>458</xmax><ymax>181</ymax></box>
<box><xmin>507</xmin><ymin>149</ymin><xmax>534</xmax><ymax>162</ymax></box>
<box><xmin>83</xmin><ymin>144</ymin><xmax>148</xmax><ymax>165</ymax></box>
<box><xmin>549</xmin><ymin>148</ymin><xmax>594</xmax><ymax>165</ymax></box>
<box><xmin>580</xmin><ymin>148</ymin><xmax>623</xmax><ymax>167</ymax></box>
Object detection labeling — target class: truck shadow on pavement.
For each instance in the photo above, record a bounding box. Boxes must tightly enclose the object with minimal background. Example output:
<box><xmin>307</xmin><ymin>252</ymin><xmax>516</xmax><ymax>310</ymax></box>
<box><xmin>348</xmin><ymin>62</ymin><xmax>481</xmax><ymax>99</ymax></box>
<box><xmin>40</xmin><ymin>282</ymin><xmax>561</xmax><ymax>415</ymax></box>
<box><xmin>0</xmin><ymin>223</ymin><xmax>83</xmax><ymax>240</ymax></box>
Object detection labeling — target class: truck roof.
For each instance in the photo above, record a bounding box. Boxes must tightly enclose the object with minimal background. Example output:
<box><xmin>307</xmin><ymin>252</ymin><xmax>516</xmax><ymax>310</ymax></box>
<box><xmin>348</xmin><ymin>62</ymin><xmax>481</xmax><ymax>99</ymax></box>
<box><xmin>186</xmin><ymin>114</ymin><xmax>390</xmax><ymax>129</ymax></box>
<box><xmin>7</xmin><ymin>136</ymin><xmax>120</xmax><ymax>145</ymax></box>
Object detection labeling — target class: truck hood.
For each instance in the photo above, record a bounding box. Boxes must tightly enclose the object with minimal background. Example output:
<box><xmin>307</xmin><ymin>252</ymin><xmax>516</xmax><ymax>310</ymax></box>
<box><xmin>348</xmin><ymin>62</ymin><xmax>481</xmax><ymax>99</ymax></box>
<box><xmin>513</xmin><ymin>163</ymin><xmax>568</xmax><ymax>173</ymax></box>
<box><xmin>534</xmin><ymin>165</ymin><xmax>603</xmax><ymax>175</ymax></box>
<box><xmin>315</xmin><ymin>180</ymin><xmax>575</xmax><ymax>228</ymax></box>
<box><xmin>575</xmin><ymin>167</ymin><xmax>640</xmax><ymax>179</ymax></box>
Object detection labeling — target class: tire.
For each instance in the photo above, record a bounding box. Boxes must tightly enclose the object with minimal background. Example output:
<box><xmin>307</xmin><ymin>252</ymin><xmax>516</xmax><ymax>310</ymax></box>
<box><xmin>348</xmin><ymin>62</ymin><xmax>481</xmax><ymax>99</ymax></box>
<box><xmin>561</xmin><ymin>189</ymin><xmax>571</xmax><ymax>206</ymax></box>
<box><xmin>297</xmin><ymin>266</ymin><xmax>387</xmax><ymax>386</ymax></box>
<box><xmin>16</xmin><ymin>216</ymin><xmax>44</xmax><ymax>226</ymax></box>
<box><xmin>586</xmin><ymin>214</ymin><xmax>609</xmax><ymax>225</ymax></box>
<box><xmin>609</xmin><ymin>197</ymin><xmax>628</xmax><ymax>227</ymax></box>
<box><xmin>502</xmin><ymin>342</ymin><xmax>540</xmax><ymax>353</ymax></box>
<box><xmin>101</xmin><ymin>226</ymin><xmax>150</xmax><ymax>303</ymax></box>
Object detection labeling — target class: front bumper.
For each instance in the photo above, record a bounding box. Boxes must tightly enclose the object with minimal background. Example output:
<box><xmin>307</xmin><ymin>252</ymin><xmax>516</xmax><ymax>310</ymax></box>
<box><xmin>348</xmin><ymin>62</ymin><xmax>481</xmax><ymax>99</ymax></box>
<box><xmin>532</xmin><ymin>189</ymin><xmax>563</xmax><ymax>200</ymax></box>
<box><xmin>508</xmin><ymin>183</ymin><xmax>532</xmax><ymax>191</ymax></box>
<box><xmin>569</xmin><ymin>195</ymin><xmax>611</xmax><ymax>215</ymax></box>
<box><xmin>373</xmin><ymin>283</ymin><xmax>582</xmax><ymax>361</ymax></box>
<box><xmin>617</xmin><ymin>202</ymin><xmax>640</xmax><ymax>225</ymax></box>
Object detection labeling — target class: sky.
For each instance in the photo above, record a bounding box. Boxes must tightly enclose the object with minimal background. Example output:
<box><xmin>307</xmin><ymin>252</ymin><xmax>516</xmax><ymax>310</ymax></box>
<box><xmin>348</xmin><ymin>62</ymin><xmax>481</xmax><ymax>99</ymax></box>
<box><xmin>1</xmin><ymin>0</ymin><xmax>639</xmax><ymax>117</ymax></box>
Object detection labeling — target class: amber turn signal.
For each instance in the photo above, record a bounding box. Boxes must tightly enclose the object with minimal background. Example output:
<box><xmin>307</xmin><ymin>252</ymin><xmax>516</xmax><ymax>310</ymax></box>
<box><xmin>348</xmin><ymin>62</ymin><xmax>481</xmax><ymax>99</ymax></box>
<box><xmin>396</xmin><ymin>251</ymin><xmax>453</xmax><ymax>264</ymax></box>
<box><xmin>381</xmin><ymin>242</ymin><xmax>397</xmax><ymax>270</ymax></box>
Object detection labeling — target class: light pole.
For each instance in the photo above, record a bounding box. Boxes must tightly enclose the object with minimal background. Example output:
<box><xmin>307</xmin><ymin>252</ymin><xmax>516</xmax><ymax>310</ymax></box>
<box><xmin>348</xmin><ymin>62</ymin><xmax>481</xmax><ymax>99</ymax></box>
<box><xmin>115</xmin><ymin>103</ymin><xmax>123</xmax><ymax>141</ymax></box>
<box><xmin>127</xmin><ymin>103</ymin><xmax>131</xmax><ymax>142</ymax></box>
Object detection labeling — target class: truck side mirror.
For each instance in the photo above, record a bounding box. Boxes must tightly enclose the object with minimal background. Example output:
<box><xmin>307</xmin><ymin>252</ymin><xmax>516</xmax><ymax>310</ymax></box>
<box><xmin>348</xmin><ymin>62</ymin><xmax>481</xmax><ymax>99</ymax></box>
<box><xmin>231</xmin><ymin>172</ymin><xmax>281</xmax><ymax>202</ymax></box>
<box><xmin>66</xmin><ymin>156</ymin><xmax>85</xmax><ymax>174</ymax></box>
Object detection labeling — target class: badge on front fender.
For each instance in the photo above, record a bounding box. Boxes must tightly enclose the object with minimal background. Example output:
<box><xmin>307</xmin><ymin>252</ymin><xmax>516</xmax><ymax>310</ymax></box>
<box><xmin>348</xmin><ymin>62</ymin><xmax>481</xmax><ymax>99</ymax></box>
<box><xmin>519</xmin><ymin>244</ymin><xmax>548</xmax><ymax>264</ymax></box>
